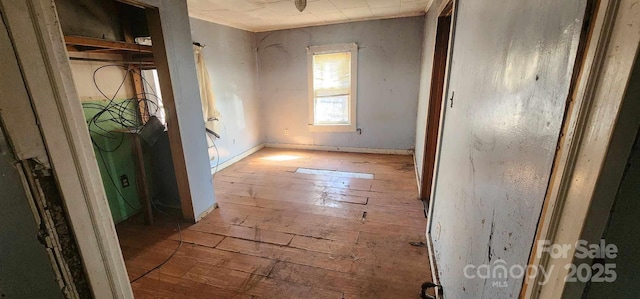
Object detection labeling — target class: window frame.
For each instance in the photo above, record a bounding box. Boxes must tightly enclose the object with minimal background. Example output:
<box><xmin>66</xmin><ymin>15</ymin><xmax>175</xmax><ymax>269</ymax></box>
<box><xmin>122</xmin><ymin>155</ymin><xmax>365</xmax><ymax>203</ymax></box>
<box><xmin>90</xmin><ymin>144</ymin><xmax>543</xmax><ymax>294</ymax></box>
<box><xmin>307</xmin><ymin>43</ymin><xmax>358</xmax><ymax>133</ymax></box>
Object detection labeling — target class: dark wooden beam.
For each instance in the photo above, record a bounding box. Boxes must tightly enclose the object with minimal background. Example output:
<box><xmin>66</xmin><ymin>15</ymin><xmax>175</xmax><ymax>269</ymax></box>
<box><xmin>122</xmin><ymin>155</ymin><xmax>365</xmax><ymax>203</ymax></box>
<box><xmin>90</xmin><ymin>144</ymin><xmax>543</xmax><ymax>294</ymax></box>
<box><xmin>64</xmin><ymin>35</ymin><xmax>153</xmax><ymax>53</ymax></box>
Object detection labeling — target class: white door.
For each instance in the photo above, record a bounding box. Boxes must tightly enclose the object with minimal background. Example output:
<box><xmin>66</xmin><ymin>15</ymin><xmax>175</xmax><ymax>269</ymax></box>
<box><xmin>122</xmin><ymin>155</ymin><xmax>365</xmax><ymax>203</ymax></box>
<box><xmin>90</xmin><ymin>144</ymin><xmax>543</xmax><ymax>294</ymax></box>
<box><xmin>428</xmin><ymin>0</ymin><xmax>588</xmax><ymax>297</ymax></box>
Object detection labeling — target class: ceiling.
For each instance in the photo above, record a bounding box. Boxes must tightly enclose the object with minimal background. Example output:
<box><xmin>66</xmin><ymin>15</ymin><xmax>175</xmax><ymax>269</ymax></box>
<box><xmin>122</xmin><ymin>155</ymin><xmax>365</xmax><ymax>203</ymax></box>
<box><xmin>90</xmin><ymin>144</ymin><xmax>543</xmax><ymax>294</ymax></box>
<box><xmin>187</xmin><ymin>0</ymin><xmax>430</xmax><ymax>32</ymax></box>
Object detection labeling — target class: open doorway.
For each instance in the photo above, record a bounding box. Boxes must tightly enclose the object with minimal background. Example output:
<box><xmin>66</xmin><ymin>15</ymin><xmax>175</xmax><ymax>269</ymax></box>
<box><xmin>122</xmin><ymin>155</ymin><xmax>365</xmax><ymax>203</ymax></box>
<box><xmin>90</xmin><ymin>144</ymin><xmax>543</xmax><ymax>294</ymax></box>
<box><xmin>61</xmin><ymin>0</ymin><xmax>175</xmax><ymax>225</ymax></box>
<box><xmin>420</xmin><ymin>0</ymin><xmax>454</xmax><ymax>203</ymax></box>
<box><xmin>51</xmin><ymin>0</ymin><xmax>217</xmax><ymax>294</ymax></box>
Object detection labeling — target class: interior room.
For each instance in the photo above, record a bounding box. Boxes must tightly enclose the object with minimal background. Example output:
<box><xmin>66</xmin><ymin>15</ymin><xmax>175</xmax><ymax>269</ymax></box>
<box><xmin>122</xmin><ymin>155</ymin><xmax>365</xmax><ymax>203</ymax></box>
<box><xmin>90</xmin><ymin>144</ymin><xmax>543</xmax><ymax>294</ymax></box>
<box><xmin>1</xmin><ymin>0</ymin><xmax>639</xmax><ymax>298</ymax></box>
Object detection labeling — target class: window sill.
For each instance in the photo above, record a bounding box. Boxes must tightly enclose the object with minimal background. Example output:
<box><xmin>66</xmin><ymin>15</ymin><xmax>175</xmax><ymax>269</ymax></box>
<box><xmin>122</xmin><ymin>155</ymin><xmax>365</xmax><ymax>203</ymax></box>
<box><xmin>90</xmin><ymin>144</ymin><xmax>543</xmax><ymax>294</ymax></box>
<box><xmin>308</xmin><ymin>124</ymin><xmax>356</xmax><ymax>133</ymax></box>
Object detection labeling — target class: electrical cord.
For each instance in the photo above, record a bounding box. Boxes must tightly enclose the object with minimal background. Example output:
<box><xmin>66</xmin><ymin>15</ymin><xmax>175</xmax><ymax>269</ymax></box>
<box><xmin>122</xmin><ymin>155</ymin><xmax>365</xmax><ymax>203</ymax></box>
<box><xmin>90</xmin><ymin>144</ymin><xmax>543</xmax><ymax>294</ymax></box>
<box><xmin>129</xmin><ymin>218</ymin><xmax>182</xmax><ymax>284</ymax></box>
<box><xmin>205</xmin><ymin>129</ymin><xmax>221</xmax><ymax>179</ymax></box>
<box><xmin>82</xmin><ymin>57</ymin><xmax>184</xmax><ymax>285</ymax></box>
<box><xmin>83</xmin><ymin>64</ymin><xmax>165</xmax><ymax>212</ymax></box>
<box><xmin>84</xmin><ymin>65</ymin><xmax>163</xmax><ymax>152</ymax></box>
<box><xmin>212</xmin><ymin>140</ymin><xmax>221</xmax><ymax>180</ymax></box>
<box><xmin>129</xmin><ymin>200</ymin><xmax>182</xmax><ymax>284</ymax></box>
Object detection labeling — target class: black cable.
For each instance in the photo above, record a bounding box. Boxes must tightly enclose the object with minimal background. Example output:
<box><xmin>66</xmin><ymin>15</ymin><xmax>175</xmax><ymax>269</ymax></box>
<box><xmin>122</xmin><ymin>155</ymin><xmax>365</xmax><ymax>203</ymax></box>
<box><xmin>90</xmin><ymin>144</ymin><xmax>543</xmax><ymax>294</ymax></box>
<box><xmin>205</xmin><ymin>130</ymin><xmax>221</xmax><ymax>179</ymax></box>
<box><xmin>212</xmin><ymin>140</ymin><xmax>221</xmax><ymax>180</ymax></box>
<box><xmin>92</xmin><ymin>64</ymin><xmax>127</xmax><ymax>101</ymax></box>
<box><xmin>83</xmin><ymin>62</ymin><xmax>182</xmax><ymax>284</ymax></box>
<box><xmin>83</xmin><ymin>64</ymin><xmax>166</xmax><ymax>211</ymax></box>
<box><xmin>84</xmin><ymin>65</ymin><xmax>164</xmax><ymax>153</ymax></box>
<box><xmin>129</xmin><ymin>218</ymin><xmax>182</xmax><ymax>284</ymax></box>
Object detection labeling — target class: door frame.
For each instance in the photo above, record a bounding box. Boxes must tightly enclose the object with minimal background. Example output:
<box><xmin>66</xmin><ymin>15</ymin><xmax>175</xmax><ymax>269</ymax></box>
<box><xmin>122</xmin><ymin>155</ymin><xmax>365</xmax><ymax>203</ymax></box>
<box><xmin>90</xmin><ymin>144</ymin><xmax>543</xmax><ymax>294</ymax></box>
<box><xmin>0</xmin><ymin>0</ymin><xmax>133</xmax><ymax>297</ymax></box>
<box><xmin>419</xmin><ymin>1</ymin><xmax>454</xmax><ymax>202</ymax></box>
<box><xmin>522</xmin><ymin>0</ymin><xmax>640</xmax><ymax>297</ymax></box>
<box><xmin>0</xmin><ymin>0</ymin><xmax>211</xmax><ymax>297</ymax></box>
<box><xmin>422</xmin><ymin>0</ymin><xmax>458</xmax><ymax>295</ymax></box>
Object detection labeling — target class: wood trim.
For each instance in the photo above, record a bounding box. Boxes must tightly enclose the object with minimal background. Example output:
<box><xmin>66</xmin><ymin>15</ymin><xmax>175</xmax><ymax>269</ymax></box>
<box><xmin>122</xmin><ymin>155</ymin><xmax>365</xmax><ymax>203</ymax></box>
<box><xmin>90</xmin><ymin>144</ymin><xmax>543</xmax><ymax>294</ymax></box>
<box><xmin>419</xmin><ymin>11</ymin><xmax>452</xmax><ymax>201</ymax></box>
<box><xmin>426</xmin><ymin>228</ymin><xmax>442</xmax><ymax>299</ymax></box>
<box><xmin>520</xmin><ymin>0</ymin><xmax>603</xmax><ymax>297</ymax></box>
<box><xmin>130</xmin><ymin>65</ymin><xmax>149</xmax><ymax>123</ymax></box>
<box><xmin>425</xmin><ymin>0</ymin><xmax>459</xmax><ymax>296</ymax></box>
<box><xmin>195</xmin><ymin>202</ymin><xmax>218</xmax><ymax>222</ymax></box>
<box><xmin>265</xmin><ymin>143</ymin><xmax>414</xmax><ymax>155</ymax></box>
<box><xmin>0</xmin><ymin>0</ymin><xmax>133</xmax><ymax>297</ymax></box>
<box><xmin>66</xmin><ymin>52</ymin><xmax>155</xmax><ymax>65</ymax></box>
<box><xmin>120</xmin><ymin>1</ymin><xmax>148</xmax><ymax>126</ymax></box>
<box><xmin>424</xmin><ymin>0</ymin><xmax>436</xmax><ymax>12</ymax></box>
<box><xmin>438</xmin><ymin>0</ymin><xmax>453</xmax><ymax>16</ymax></box>
<box><xmin>64</xmin><ymin>35</ymin><xmax>153</xmax><ymax>53</ymax></box>
<box><xmin>0</xmin><ymin>15</ymin><xmax>78</xmax><ymax>297</ymax></box>
<box><xmin>522</xmin><ymin>0</ymin><xmax>640</xmax><ymax>297</ymax></box>
<box><xmin>211</xmin><ymin>143</ymin><xmax>266</xmax><ymax>174</ymax></box>
<box><xmin>130</xmin><ymin>134</ymin><xmax>153</xmax><ymax>225</ymax></box>
<box><xmin>0</xmin><ymin>17</ymin><xmax>49</xmax><ymax>165</ymax></box>
<box><xmin>414</xmin><ymin>153</ymin><xmax>422</xmax><ymax>196</ymax></box>
<box><xmin>307</xmin><ymin>43</ymin><xmax>358</xmax><ymax>132</ymax></box>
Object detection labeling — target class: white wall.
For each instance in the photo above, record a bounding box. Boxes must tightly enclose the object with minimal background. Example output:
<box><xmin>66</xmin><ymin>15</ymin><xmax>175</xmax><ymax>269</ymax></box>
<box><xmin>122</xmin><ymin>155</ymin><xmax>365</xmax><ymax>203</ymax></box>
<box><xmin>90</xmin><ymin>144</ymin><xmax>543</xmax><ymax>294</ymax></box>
<box><xmin>189</xmin><ymin>19</ymin><xmax>263</xmax><ymax>167</ymax></box>
<box><xmin>414</xmin><ymin>0</ymin><xmax>443</xmax><ymax>185</ymax></box>
<box><xmin>426</xmin><ymin>0</ymin><xmax>586</xmax><ymax>297</ymax></box>
<box><xmin>256</xmin><ymin>17</ymin><xmax>424</xmax><ymax>151</ymax></box>
<box><xmin>69</xmin><ymin>59</ymin><xmax>135</xmax><ymax>101</ymax></box>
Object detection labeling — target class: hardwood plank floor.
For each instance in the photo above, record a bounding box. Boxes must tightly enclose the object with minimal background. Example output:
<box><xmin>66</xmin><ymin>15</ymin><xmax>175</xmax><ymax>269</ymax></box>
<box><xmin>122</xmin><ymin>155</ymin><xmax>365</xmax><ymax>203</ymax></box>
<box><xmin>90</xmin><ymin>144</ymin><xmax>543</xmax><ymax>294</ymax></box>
<box><xmin>117</xmin><ymin>148</ymin><xmax>433</xmax><ymax>298</ymax></box>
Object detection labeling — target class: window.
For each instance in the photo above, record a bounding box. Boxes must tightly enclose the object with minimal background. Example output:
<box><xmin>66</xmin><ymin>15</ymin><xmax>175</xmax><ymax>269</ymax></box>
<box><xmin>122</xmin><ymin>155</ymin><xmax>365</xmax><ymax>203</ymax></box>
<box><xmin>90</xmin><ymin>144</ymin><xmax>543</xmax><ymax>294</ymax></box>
<box><xmin>141</xmin><ymin>69</ymin><xmax>166</xmax><ymax>125</ymax></box>
<box><xmin>307</xmin><ymin>43</ymin><xmax>358</xmax><ymax>132</ymax></box>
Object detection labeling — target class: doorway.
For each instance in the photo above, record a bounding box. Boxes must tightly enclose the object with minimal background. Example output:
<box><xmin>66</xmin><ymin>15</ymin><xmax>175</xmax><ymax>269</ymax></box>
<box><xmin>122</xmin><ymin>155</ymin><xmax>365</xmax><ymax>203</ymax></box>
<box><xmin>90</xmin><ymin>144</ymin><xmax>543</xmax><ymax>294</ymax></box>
<box><xmin>420</xmin><ymin>1</ymin><xmax>454</xmax><ymax>203</ymax></box>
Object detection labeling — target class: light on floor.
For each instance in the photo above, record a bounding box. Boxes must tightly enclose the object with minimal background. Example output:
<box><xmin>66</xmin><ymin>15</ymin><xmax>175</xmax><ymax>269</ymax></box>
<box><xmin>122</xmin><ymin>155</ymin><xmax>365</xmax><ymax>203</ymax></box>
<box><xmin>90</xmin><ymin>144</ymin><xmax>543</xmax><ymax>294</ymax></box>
<box><xmin>261</xmin><ymin>155</ymin><xmax>301</xmax><ymax>161</ymax></box>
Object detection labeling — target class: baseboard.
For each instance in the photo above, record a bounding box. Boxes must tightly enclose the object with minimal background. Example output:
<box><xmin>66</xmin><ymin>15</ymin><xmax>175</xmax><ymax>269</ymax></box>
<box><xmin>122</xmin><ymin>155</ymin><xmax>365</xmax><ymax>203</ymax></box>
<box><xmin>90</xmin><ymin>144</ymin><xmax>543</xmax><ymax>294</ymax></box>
<box><xmin>426</xmin><ymin>232</ymin><xmax>443</xmax><ymax>299</ymax></box>
<box><xmin>264</xmin><ymin>143</ymin><xmax>413</xmax><ymax>155</ymax></box>
<box><xmin>211</xmin><ymin>143</ymin><xmax>265</xmax><ymax>174</ymax></box>
<box><xmin>414</xmin><ymin>153</ymin><xmax>422</xmax><ymax>196</ymax></box>
<box><xmin>196</xmin><ymin>202</ymin><xmax>218</xmax><ymax>222</ymax></box>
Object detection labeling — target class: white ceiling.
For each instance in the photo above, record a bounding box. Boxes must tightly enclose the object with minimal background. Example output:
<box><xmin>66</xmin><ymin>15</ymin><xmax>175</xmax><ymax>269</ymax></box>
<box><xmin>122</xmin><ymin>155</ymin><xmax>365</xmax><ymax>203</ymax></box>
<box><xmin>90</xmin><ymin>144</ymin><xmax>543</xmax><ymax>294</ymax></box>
<box><xmin>187</xmin><ymin>0</ymin><xmax>430</xmax><ymax>32</ymax></box>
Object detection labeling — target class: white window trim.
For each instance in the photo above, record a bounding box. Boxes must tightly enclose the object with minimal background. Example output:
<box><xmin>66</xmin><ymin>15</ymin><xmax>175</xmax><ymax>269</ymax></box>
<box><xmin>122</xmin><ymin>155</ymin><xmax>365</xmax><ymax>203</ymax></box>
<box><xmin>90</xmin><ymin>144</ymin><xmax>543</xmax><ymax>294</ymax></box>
<box><xmin>307</xmin><ymin>43</ymin><xmax>358</xmax><ymax>133</ymax></box>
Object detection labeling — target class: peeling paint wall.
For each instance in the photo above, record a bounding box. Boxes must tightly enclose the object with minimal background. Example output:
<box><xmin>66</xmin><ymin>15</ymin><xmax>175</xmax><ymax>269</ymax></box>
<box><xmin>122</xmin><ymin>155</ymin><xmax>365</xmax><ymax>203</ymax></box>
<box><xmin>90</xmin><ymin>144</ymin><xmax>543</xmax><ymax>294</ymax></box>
<box><xmin>256</xmin><ymin>17</ymin><xmax>424</xmax><ymax>150</ymax></box>
<box><xmin>427</xmin><ymin>0</ymin><xmax>586</xmax><ymax>297</ymax></box>
<box><xmin>0</xmin><ymin>16</ymin><xmax>87</xmax><ymax>296</ymax></box>
<box><xmin>0</xmin><ymin>126</ymin><xmax>64</xmax><ymax>299</ymax></box>
<box><xmin>189</xmin><ymin>19</ymin><xmax>263</xmax><ymax>167</ymax></box>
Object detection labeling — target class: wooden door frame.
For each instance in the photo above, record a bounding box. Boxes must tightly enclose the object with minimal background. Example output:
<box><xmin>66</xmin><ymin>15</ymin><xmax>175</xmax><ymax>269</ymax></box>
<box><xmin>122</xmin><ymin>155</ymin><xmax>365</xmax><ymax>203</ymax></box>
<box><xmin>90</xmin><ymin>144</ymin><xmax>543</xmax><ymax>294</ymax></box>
<box><xmin>0</xmin><ymin>0</ymin><xmax>213</xmax><ymax>297</ymax></box>
<box><xmin>121</xmin><ymin>0</ymin><xmax>215</xmax><ymax>222</ymax></box>
<box><xmin>522</xmin><ymin>0</ymin><xmax>640</xmax><ymax>297</ymax></box>
<box><xmin>419</xmin><ymin>1</ymin><xmax>453</xmax><ymax>203</ymax></box>
<box><xmin>422</xmin><ymin>0</ymin><xmax>458</xmax><ymax>296</ymax></box>
<box><xmin>0</xmin><ymin>1</ymin><xmax>133</xmax><ymax>297</ymax></box>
